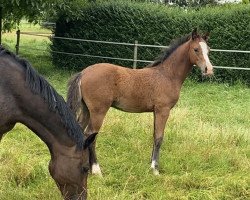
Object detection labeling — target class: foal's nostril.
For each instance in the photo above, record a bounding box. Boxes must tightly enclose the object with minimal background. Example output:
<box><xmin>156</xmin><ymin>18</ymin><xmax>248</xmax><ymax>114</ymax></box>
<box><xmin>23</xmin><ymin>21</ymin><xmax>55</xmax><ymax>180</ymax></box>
<box><xmin>205</xmin><ymin>67</ymin><xmax>208</xmax><ymax>73</ymax></box>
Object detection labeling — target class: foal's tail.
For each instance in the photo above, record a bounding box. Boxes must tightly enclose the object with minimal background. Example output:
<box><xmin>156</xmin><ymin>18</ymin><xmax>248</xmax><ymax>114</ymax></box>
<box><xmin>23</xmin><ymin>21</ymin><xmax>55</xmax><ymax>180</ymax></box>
<box><xmin>67</xmin><ymin>72</ymin><xmax>89</xmax><ymax>130</ymax></box>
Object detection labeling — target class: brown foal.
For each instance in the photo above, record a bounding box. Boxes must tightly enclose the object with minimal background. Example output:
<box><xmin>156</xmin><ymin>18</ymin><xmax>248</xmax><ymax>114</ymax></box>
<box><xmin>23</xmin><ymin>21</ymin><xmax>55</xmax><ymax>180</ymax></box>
<box><xmin>67</xmin><ymin>29</ymin><xmax>214</xmax><ymax>175</ymax></box>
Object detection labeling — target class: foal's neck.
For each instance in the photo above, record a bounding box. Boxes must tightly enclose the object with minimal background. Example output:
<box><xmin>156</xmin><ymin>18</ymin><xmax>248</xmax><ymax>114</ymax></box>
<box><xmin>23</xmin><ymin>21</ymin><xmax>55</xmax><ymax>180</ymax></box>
<box><xmin>160</xmin><ymin>40</ymin><xmax>193</xmax><ymax>85</ymax></box>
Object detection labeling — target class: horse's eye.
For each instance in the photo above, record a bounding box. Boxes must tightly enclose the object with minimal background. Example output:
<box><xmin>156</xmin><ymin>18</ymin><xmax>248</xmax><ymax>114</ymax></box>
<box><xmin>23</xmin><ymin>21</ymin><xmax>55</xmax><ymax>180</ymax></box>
<box><xmin>81</xmin><ymin>166</ymin><xmax>90</xmax><ymax>173</ymax></box>
<box><xmin>194</xmin><ymin>48</ymin><xmax>199</xmax><ymax>52</ymax></box>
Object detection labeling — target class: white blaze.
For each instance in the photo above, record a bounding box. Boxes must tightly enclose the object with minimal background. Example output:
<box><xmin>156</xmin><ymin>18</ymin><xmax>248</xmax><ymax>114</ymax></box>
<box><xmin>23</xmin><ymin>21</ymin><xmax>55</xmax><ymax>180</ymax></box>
<box><xmin>199</xmin><ymin>42</ymin><xmax>213</xmax><ymax>73</ymax></box>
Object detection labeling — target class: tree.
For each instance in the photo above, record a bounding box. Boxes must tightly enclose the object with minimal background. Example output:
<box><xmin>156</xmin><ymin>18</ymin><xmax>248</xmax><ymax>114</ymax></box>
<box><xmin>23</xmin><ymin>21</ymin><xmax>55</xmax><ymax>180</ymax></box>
<box><xmin>0</xmin><ymin>0</ymin><xmax>89</xmax><ymax>44</ymax></box>
<box><xmin>0</xmin><ymin>0</ymin><xmax>52</xmax><ymax>44</ymax></box>
<box><xmin>0</xmin><ymin>1</ymin><xmax>54</xmax><ymax>30</ymax></box>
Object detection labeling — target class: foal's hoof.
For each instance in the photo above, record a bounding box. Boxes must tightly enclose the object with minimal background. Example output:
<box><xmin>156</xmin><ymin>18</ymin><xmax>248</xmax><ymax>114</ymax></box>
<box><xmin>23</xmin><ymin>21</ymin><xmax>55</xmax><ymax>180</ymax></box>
<box><xmin>92</xmin><ymin>171</ymin><xmax>103</xmax><ymax>177</ymax></box>
<box><xmin>152</xmin><ymin>169</ymin><xmax>160</xmax><ymax>176</ymax></box>
<box><xmin>91</xmin><ymin>163</ymin><xmax>103</xmax><ymax>177</ymax></box>
<box><xmin>151</xmin><ymin>161</ymin><xmax>160</xmax><ymax>175</ymax></box>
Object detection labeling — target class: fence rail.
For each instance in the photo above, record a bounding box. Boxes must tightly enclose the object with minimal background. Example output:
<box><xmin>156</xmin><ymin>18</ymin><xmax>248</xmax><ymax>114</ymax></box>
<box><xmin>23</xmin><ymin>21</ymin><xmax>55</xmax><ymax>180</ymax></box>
<box><xmin>16</xmin><ymin>31</ymin><xmax>250</xmax><ymax>70</ymax></box>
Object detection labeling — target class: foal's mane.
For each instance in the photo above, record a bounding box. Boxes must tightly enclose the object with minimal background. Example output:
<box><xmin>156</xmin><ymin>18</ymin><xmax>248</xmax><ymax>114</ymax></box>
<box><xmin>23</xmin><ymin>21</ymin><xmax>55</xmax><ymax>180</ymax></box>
<box><xmin>147</xmin><ymin>34</ymin><xmax>191</xmax><ymax>67</ymax></box>
<box><xmin>0</xmin><ymin>46</ymin><xmax>84</xmax><ymax>149</ymax></box>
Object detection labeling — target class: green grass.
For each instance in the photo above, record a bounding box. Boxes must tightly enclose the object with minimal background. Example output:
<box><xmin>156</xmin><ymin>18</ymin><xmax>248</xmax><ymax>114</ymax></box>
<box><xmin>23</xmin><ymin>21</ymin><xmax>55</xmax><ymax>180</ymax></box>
<box><xmin>0</xmin><ymin>24</ymin><xmax>249</xmax><ymax>200</ymax></box>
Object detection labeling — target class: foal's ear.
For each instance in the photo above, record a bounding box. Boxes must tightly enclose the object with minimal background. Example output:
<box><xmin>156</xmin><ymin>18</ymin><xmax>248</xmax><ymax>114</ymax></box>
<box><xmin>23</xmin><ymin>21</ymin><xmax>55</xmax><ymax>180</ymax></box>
<box><xmin>202</xmin><ymin>32</ymin><xmax>210</xmax><ymax>42</ymax></box>
<box><xmin>84</xmin><ymin>133</ymin><xmax>98</xmax><ymax>149</ymax></box>
<box><xmin>192</xmin><ymin>28</ymin><xmax>199</xmax><ymax>40</ymax></box>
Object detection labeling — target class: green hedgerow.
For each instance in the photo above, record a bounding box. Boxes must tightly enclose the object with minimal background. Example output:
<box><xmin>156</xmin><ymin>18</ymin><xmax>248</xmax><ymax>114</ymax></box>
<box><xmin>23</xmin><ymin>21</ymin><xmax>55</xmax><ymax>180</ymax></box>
<box><xmin>51</xmin><ymin>2</ymin><xmax>250</xmax><ymax>85</ymax></box>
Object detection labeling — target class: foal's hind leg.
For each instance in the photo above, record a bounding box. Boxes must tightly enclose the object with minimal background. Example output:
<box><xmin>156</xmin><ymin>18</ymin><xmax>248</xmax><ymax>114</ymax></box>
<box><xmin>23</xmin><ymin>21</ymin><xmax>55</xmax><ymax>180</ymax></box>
<box><xmin>85</xmin><ymin>108</ymin><xmax>109</xmax><ymax>176</ymax></box>
<box><xmin>77</xmin><ymin>104</ymin><xmax>90</xmax><ymax>131</ymax></box>
<box><xmin>151</xmin><ymin>107</ymin><xmax>170</xmax><ymax>175</ymax></box>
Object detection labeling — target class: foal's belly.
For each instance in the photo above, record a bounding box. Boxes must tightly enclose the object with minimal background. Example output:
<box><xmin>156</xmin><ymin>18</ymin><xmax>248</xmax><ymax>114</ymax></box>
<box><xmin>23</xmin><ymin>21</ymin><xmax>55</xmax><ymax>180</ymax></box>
<box><xmin>112</xmin><ymin>98</ymin><xmax>153</xmax><ymax>113</ymax></box>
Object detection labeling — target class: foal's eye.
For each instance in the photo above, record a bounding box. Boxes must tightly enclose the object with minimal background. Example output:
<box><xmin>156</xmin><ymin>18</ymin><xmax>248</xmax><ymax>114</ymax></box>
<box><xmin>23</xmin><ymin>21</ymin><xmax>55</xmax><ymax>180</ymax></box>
<box><xmin>194</xmin><ymin>48</ymin><xmax>199</xmax><ymax>52</ymax></box>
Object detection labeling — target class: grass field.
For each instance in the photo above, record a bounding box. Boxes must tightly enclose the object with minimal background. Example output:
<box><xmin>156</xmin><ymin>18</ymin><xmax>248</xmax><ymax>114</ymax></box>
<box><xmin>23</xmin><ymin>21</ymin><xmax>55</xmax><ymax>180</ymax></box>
<box><xmin>0</xmin><ymin>24</ymin><xmax>249</xmax><ymax>200</ymax></box>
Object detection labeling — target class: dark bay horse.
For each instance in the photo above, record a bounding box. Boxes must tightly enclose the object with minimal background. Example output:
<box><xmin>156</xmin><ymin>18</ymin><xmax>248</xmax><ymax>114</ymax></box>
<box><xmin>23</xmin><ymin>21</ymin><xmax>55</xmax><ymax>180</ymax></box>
<box><xmin>67</xmin><ymin>29</ymin><xmax>214</xmax><ymax>176</ymax></box>
<box><xmin>0</xmin><ymin>45</ymin><xmax>97</xmax><ymax>200</ymax></box>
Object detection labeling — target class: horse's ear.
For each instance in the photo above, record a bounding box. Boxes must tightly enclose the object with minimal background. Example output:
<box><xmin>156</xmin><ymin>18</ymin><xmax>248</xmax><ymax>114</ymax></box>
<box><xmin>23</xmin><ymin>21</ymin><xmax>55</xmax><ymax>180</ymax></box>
<box><xmin>192</xmin><ymin>28</ymin><xmax>198</xmax><ymax>40</ymax></box>
<box><xmin>84</xmin><ymin>133</ymin><xmax>98</xmax><ymax>149</ymax></box>
<box><xmin>202</xmin><ymin>32</ymin><xmax>210</xmax><ymax>42</ymax></box>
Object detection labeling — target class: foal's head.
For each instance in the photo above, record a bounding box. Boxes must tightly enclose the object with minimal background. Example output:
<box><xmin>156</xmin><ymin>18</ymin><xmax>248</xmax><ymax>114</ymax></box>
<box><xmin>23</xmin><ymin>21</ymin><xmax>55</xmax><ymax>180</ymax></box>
<box><xmin>49</xmin><ymin>134</ymin><xmax>97</xmax><ymax>200</ymax></box>
<box><xmin>189</xmin><ymin>28</ymin><xmax>214</xmax><ymax>76</ymax></box>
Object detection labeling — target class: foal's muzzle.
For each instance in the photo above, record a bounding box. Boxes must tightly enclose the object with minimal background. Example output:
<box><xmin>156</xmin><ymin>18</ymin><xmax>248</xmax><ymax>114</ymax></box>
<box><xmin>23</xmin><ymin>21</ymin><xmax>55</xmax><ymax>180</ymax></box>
<box><xmin>202</xmin><ymin>67</ymin><xmax>214</xmax><ymax>76</ymax></box>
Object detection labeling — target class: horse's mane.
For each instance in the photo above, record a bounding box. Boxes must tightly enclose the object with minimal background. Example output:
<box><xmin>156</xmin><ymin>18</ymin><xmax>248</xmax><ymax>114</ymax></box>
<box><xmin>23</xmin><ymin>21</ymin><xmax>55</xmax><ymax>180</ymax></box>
<box><xmin>0</xmin><ymin>45</ymin><xmax>84</xmax><ymax>150</ymax></box>
<box><xmin>147</xmin><ymin>34</ymin><xmax>191</xmax><ymax>67</ymax></box>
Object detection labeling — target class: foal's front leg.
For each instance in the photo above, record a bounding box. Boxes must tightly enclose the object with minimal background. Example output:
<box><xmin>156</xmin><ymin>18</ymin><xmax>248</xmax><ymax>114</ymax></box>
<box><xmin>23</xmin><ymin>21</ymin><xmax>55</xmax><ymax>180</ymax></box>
<box><xmin>151</xmin><ymin>107</ymin><xmax>170</xmax><ymax>175</ymax></box>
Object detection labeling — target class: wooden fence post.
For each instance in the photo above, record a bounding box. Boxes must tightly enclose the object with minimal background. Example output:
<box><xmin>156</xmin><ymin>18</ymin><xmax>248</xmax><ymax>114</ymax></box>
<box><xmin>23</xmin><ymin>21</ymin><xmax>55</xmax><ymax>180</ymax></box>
<box><xmin>16</xmin><ymin>30</ymin><xmax>20</xmax><ymax>55</ymax></box>
<box><xmin>133</xmin><ymin>40</ymin><xmax>138</xmax><ymax>69</ymax></box>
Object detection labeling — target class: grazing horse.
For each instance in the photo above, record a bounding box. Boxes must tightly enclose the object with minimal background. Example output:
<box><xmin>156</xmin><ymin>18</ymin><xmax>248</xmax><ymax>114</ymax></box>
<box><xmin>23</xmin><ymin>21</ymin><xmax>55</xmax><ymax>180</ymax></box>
<box><xmin>0</xmin><ymin>45</ymin><xmax>97</xmax><ymax>200</ymax></box>
<box><xmin>67</xmin><ymin>29</ymin><xmax>214</xmax><ymax>176</ymax></box>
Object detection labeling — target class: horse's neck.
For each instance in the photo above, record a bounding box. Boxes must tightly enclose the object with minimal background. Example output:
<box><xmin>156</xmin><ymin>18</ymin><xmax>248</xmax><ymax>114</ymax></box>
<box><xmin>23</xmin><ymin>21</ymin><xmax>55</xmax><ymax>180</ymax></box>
<box><xmin>1</xmin><ymin>54</ymin><xmax>77</xmax><ymax>155</ymax></box>
<box><xmin>20</xmin><ymin>111</ymin><xmax>76</xmax><ymax>155</ymax></box>
<box><xmin>14</xmin><ymin>81</ymin><xmax>76</xmax><ymax>154</ymax></box>
<box><xmin>160</xmin><ymin>41</ymin><xmax>193</xmax><ymax>85</ymax></box>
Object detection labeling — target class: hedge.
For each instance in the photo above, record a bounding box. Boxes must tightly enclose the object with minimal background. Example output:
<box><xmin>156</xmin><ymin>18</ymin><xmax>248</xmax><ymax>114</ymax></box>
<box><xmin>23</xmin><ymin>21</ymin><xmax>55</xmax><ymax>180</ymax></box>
<box><xmin>51</xmin><ymin>2</ymin><xmax>250</xmax><ymax>85</ymax></box>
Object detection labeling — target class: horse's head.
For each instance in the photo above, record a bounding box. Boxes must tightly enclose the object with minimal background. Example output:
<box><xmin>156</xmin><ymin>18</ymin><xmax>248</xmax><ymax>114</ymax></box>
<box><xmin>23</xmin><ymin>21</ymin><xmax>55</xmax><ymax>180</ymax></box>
<box><xmin>189</xmin><ymin>28</ymin><xmax>214</xmax><ymax>76</ymax></box>
<box><xmin>48</xmin><ymin>133</ymin><xmax>97</xmax><ymax>200</ymax></box>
